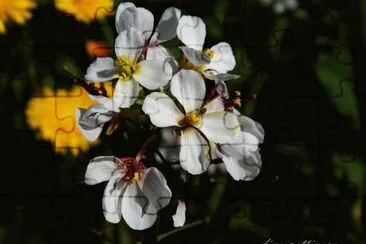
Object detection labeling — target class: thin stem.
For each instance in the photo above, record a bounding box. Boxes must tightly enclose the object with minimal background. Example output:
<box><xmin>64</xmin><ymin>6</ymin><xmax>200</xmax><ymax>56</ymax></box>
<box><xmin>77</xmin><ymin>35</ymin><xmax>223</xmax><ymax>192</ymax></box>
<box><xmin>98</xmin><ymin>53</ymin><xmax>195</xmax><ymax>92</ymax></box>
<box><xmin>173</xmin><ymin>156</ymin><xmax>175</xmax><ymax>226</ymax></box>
<box><xmin>135</xmin><ymin>134</ymin><xmax>157</xmax><ymax>162</ymax></box>
<box><xmin>157</xmin><ymin>219</ymin><xmax>206</xmax><ymax>242</ymax></box>
<box><xmin>63</xmin><ymin>67</ymin><xmax>107</xmax><ymax>96</ymax></box>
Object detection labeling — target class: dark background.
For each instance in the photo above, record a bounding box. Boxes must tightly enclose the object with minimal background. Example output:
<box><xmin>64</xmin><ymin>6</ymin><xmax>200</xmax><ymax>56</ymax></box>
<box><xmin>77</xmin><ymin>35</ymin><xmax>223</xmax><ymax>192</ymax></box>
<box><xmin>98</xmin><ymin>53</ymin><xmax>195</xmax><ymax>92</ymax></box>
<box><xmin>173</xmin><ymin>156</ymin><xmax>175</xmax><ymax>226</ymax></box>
<box><xmin>0</xmin><ymin>0</ymin><xmax>365</xmax><ymax>243</ymax></box>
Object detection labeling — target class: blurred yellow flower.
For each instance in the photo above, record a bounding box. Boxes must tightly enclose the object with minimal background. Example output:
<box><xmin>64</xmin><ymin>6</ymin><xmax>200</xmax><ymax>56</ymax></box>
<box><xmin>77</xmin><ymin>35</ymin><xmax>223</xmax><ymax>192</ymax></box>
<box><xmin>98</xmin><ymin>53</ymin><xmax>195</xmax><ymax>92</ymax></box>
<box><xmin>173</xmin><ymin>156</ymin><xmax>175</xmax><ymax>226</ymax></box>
<box><xmin>55</xmin><ymin>0</ymin><xmax>114</xmax><ymax>23</ymax></box>
<box><xmin>0</xmin><ymin>0</ymin><xmax>37</xmax><ymax>34</ymax></box>
<box><xmin>26</xmin><ymin>84</ymin><xmax>113</xmax><ymax>156</ymax></box>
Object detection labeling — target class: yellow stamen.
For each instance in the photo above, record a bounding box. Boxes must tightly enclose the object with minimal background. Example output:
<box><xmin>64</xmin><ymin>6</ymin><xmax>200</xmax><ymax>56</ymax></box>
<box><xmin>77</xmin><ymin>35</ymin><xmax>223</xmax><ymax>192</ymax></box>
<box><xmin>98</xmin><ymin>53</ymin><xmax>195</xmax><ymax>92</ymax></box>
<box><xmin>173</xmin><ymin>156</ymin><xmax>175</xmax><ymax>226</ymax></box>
<box><xmin>116</xmin><ymin>56</ymin><xmax>137</xmax><ymax>81</ymax></box>
<box><xmin>203</xmin><ymin>48</ymin><xmax>215</xmax><ymax>59</ymax></box>
<box><xmin>133</xmin><ymin>172</ymin><xmax>141</xmax><ymax>182</ymax></box>
<box><xmin>179</xmin><ymin>111</ymin><xmax>201</xmax><ymax>127</ymax></box>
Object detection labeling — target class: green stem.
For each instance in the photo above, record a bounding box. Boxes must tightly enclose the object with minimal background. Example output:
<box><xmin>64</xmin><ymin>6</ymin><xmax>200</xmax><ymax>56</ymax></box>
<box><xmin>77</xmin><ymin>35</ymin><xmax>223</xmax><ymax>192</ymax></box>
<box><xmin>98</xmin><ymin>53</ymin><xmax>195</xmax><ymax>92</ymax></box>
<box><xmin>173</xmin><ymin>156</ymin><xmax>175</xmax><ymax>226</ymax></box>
<box><xmin>157</xmin><ymin>218</ymin><xmax>206</xmax><ymax>242</ymax></box>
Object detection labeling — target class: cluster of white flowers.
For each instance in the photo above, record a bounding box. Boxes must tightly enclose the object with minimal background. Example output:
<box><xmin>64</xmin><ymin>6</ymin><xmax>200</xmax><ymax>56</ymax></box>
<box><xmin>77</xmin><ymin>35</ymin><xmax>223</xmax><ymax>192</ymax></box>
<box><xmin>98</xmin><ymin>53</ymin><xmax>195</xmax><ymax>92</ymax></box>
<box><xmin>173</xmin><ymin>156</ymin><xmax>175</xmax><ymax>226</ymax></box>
<box><xmin>76</xmin><ymin>2</ymin><xmax>264</xmax><ymax>231</ymax></box>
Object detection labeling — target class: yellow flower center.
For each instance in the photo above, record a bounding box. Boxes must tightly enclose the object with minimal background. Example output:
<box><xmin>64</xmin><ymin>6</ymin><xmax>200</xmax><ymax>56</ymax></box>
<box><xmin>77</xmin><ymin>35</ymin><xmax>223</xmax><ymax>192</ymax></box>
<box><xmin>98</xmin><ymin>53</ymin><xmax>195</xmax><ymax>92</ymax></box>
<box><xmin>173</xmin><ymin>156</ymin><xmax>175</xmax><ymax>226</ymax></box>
<box><xmin>116</xmin><ymin>56</ymin><xmax>138</xmax><ymax>81</ymax></box>
<box><xmin>178</xmin><ymin>48</ymin><xmax>215</xmax><ymax>73</ymax></box>
<box><xmin>179</xmin><ymin>111</ymin><xmax>201</xmax><ymax>127</ymax></box>
<box><xmin>203</xmin><ymin>48</ymin><xmax>215</xmax><ymax>59</ymax></box>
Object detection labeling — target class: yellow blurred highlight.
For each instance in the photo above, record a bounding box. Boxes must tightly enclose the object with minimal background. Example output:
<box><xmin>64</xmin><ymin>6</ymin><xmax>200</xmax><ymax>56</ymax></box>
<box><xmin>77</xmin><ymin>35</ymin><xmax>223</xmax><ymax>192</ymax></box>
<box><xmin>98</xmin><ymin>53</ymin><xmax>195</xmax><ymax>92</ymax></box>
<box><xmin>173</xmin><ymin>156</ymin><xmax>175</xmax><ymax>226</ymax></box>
<box><xmin>26</xmin><ymin>83</ymin><xmax>113</xmax><ymax>156</ymax></box>
<box><xmin>55</xmin><ymin>0</ymin><xmax>114</xmax><ymax>24</ymax></box>
<box><xmin>0</xmin><ymin>0</ymin><xmax>37</xmax><ymax>34</ymax></box>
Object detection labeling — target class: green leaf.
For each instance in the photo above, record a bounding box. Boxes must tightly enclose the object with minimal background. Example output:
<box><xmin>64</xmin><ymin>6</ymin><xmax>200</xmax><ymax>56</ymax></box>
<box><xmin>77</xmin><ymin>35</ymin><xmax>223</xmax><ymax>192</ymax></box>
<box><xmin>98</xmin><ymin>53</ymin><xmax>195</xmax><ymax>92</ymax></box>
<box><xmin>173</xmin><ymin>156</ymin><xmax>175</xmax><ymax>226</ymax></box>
<box><xmin>316</xmin><ymin>50</ymin><xmax>360</xmax><ymax>129</ymax></box>
<box><xmin>214</xmin><ymin>0</ymin><xmax>230</xmax><ymax>23</ymax></box>
<box><xmin>202</xmin><ymin>17</ymin><xmax>222</xmax><ymax>40</ymax></box>
<box><xmin>333</xmin><ymin>153</ymin><xmax>365</xmax><ymax>196</ymax></box>
<box><xmin>229</xmin><ymin>205</ymin><xmax>269</xmax><ymax>237</ymax></box>
<box><xmin>208</xmin><ymin>176</ymin><xmax>227</xmax><ymax>212</ymax></box>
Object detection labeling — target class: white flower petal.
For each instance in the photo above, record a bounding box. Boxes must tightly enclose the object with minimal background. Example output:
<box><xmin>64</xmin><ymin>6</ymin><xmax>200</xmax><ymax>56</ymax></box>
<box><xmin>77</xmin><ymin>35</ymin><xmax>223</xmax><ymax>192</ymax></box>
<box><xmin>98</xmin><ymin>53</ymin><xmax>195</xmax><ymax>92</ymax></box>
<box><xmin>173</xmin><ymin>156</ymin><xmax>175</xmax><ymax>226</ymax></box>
<box><xmin>218</xmin><ymin>149</ymin><xmax>262</xmax><ymax>181</ymax></box>
<box><xmin>103</xmin><ymin>172</ymin><xmax>126</xmax><ymax>223</ymax></box>
<box><xmin>179</xmin><ymin>127</ymin><xmax>210</xmax><ymax>175</ymax></box>
<box><xmin>138</xmin><ymin>167</ymin><xmax>172</xmax><ymax>210</ymax></box>
<box><xmin>89</xmin><ymin>95</ymin><xmax>119</xmax><ymax>113</ymax></box>
<box><xmin>115</xmin><ymin>28</ymin><xmax>145</xmax><ymax>62</ymax></box>
<box><xmin>84</xmin><ymin>156</ymin><xmax>120</xmax><ymax>185</ymax></box>
<box><xmin>122</xmin><ymin>182</ymin><xmax>157</xmax><ymax>230</ymax></box>
<box><xmin>142</xmin><ymin>92</ymin><xmax>184</xmax><ymax>127</ymax></box>
<box><xmin>115</xmin><ymin>3</ymin><xmax>154</xmax><ymax>40</ymax></box>
<box><xmin>170</xmin><ymin>70</ymin><xmax>205</xmax><ymax>113</ymax></box>
<box><xmin>76</xmin><ymin>105</ymin><xmax>112</xmax><ymax>141</ymax></box>
<box><xmin>219</xmin><ymin>131</ymin><xmax>259</xmax><ymax>159</ymax></box>
<box><xmin>154</xmin><ymin>7</ymin><xmax>181</xmax><ymax>43</ymax></box>
<box><xmin>85</xmin><ymin>58</ymin><xmax>118</xmax><ymax>83</ymax></box>
<box><xmin>179</xmin><ymin>46</ymin><xmax>210</xmax><ymax>66</ymax></box>
<box><xmin>238</xmin><ymin>116</ymin><xmax>265</xmax><ymax>143</ymax></box>
<box><xmin>113</xmin><ymin>79</ymin><xmax>140</xmax><ymax>108</ymax></box>
<box><xmin>202</xmin><ymin>96</ymin><xmax>225</xmax><ymax>114</ymax></box>
<box><xmin>133</xmin><ymin>60</ymin><xmax>172</xmax><ymax>90</ymax></box>
<box><xmin>115</xmin><ymin>2</ymin><xmax>136</xmax><ymax>32</ymax></box>
<box><xmin>177</xmin><ymin>15</ymin><xmax>206</xmax><ymax>50</ymax></box>
<box><xmin>172</xmin><ymin>200</ymin><xmax>186</xmax><ymax>227</ymax></box>
<box><xmin>146</xmin><ymin>45</ymin><xmax>179</xmax><ymax>73</ymax></box>
<box><xmin>203</xmin><ymin>72</ymin><xmax>240</xmax><ymax>81</ymax></box>
<box><xmin>215</xmin><ymin>80</ymin><xmax>229</xmax><ymax>99</ymax></box>
<box><xmin>205</xmin><ymin>42</ymin><xmax>236</xmax><ymax>73</ymax></box>
<box><xmin>200</xmin><ymin>111</ymin><xmax>240</xmax><ymax>143</ymax></box>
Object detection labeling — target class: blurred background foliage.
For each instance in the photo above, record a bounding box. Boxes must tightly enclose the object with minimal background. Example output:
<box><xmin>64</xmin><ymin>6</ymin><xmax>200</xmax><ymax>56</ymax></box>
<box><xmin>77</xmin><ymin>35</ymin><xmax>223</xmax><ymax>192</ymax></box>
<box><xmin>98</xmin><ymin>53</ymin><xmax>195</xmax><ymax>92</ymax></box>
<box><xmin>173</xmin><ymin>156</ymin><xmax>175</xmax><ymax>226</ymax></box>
<box><xmin>0</xmin><ymin>0</ymin><xmax>365</xmax><ymax>243</ymax></box>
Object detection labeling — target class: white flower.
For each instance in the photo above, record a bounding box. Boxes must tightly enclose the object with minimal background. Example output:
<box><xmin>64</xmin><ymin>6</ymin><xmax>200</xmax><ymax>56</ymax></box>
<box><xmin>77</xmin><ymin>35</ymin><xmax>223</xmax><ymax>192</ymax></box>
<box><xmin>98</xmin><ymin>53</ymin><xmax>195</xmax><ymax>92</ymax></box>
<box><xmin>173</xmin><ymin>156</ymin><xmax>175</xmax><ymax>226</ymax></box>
<box><xmin>115</xmin><ymin>2</ymin><xmax>181</xmax><ymax>65</ymax></box>
<box><xmin>142</xmin><ymin>69</ymin><xmax>240</xmax><ymax>175</ymax></box>
<box><xmin>84</xmin><ymin>156</ymin><xmax>172</xmax><ymax>230</ymax></box>
<box><xmin>215</xmin><ymin>111</ymin><xmax>265</xmax><ymax>181</ymax></box>
<box><xmin>172</xmin><ymin>200</ymin><xmax>186</xmax><ymax>227</ymax></box>
<box><xmin>177</xmin><ymin>15</ymin><xmax>239</xmax><ymax>82</ymax></box>
<box><xmin>84</xmin><ymin>28</ymin><xmax>173</xmax><ymax>108</ymax></box>
<box><xmin>259</xmin><ymin>0</ymin><xmax>298</xmax><ymax>14</ymax></box>
<box><xmin>76</xmin><ymin>95</ymin><xmax>119</xmax><ymax>141</ymax></box>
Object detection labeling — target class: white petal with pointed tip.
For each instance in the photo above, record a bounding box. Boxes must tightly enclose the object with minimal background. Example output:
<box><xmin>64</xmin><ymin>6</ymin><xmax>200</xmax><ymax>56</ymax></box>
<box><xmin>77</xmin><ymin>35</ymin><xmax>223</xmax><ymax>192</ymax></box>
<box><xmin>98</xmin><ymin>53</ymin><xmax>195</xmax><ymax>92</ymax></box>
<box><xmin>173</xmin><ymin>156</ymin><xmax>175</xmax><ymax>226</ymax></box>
<box><xmin>85</xmin><ymin>58</ymin><xmax>118</xmax><ymax>83</ymax></box>
<box><xmin>205</xmin><ymin>42</ymin><xmax>236</xmax><ymax>73</ymax></box>
<box><xmin>138</xmin><ymin>167</ymin><xmax>172</xmax><ymax>210</ymax></box>
<box><xmin>179</xmin><ymin>128</ymin><xmax>210</xmax><ymax>175</ymax></box>
<box><xmin>115</xmin><ymin>3</ymin><xmax>154</xmax><ymax>40</ymax></box>
<box><xmin>133</xmin><ymin>60</ymin><xmax>172</xmax><ymax>90</ymax></box>
<box><xmin>170</xmin><ymin>70</ymin><xmax>205</xmax><ymax>113</ymax></box>
<box><xmin>172</xmin><ymin>200</ymin><xmax>186</xmax><ymax>227</ymax></box>
<box><xmin>177</xmin><ymin>15</ymin><xmax>206</xmax><ymax>50</ymax></box>
<box><xmin>85</xmin><ymin>156</ymin><xmax>120</xmax><ymax>185</ymax></box>
<box><xmin>121</xmin><ymin>182</ymin><xmax>157</xmax><ymax>230</ymax></box>
<box><xmin>115</xmin><ymin>28</ymin><xmax>145</xmax><ymax>62</ymax></box>
<box><xmin>113</xmin><ymin>79</ymin><xmax>140</xmax><ymax>108</ymax></box>
<box><xmin>142</xmin><ymin>92</ymin><xmax>184</xmax><ymax>127</ymax></box>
